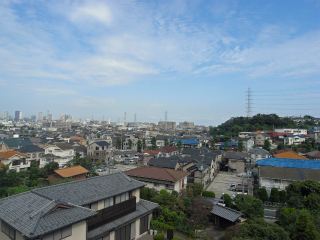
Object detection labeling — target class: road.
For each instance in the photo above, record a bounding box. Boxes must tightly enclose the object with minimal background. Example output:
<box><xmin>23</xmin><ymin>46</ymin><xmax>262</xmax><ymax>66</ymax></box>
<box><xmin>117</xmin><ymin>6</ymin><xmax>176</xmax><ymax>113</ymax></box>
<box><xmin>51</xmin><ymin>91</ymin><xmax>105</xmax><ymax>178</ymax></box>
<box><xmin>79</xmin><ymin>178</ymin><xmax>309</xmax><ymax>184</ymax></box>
<box><xmin>264</xmin><ymin>207</ymin><xmax>278</xmax><ymax>219</ymax></box>
<box><xmin>97</xmin><ymin>163</ymin><xmax>138</xmax><ymax>176</ymax></box>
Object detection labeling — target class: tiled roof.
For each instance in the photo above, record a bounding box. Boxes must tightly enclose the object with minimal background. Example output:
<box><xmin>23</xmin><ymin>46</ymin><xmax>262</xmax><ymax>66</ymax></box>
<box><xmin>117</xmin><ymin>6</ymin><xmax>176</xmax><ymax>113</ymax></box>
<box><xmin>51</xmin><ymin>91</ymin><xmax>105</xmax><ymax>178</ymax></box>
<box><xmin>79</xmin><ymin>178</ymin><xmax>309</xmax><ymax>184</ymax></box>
<box><xmin>257</xmin><ymin>157</ymin><xmax>320</xmax><ymax>169</ymax></box>
<box><xmin>54</xmin><ymin>142</ymin><xmax>74</xmax><ymax>150</ymax></box>
<box><xmin>0</xmin><ymin>191</ymin><xmax>97</xmax><ymax>239</ymax></box>
<box><xmin>260</xmin><ymin>165</ymin><xmax>320</xmax><ymax>181</ymax></box>
<box><xmin>0</xmin><ymin>138</ymin><xmax>33</xmax><ymax>148</ymax></box>
<box><xmin>69</xmin><ymin>136</ymin><xmax>85</xmax><ymax>140</ymax></box>
<box><xmin>306</xmin><ymin>150</ymin><xmax>320</xmax><ymax>157</ymax></box>
<box><xmin>272</xmin><ymin>149</ymin><xmax>289</xmax><ymax>155</ymax></box>
<box><xmin>54</xmin><ymin>166</ymin><xmax>89</xmax><ymax>178</ymax></box>
<box><xmin>148</xmin><ymin>158</ymin><xmax>178</xmax><ymax>169</ymax></box>
<box><xmin>143</xmin><ymin>150</ymin><xmax>160</xmax><ymax>156</ymax></box>
<box><xmin>87</xmin><ymin>199</ymin><xmax>158</xmax><ymax>240</ymax></box>
<box><xmin>274</xmin><ymin>151</ymin><xmax>308</xmax><ymax>160</ymax></box>
<box><xmin>248</xmin><ymin>148</ymin><xmax>270</xmax><ymax>155</ymax></box>
<box><xmin>125</xmin><ymin>166</ymin><xmax>189</xmax><ymax>182</ymax></box>
<box><xmin>0</xmin><ymin>151</ymin><xmax>27</xmax><ymax>159</ymax></box>
<box><xmin>33</xmin><ymin>172</ymin><xmax>146</xmax><ymax>206</ymax></box>
<box><xmin>17</xmin><ymin>145</ymin><xmax>45</xmax><ymax>153</ymax></box>
<box><xmin>181</xmin><ymin>148</ymin><xmax>201</xmax><ymax>155</ymax></box>
<box><xmin>210</xmin><ymin>204</ymin><xmax>242</xmax><ymax>222</ymax></box>
<box><xmin>94</xmin><ymin>141</ymin><xmax>110</xmax><ymax>147</ymax></box>
<box><xmin>160</xmin><ymin>146</ymin><xmax>179</xmax><ymax>153</ymax></box>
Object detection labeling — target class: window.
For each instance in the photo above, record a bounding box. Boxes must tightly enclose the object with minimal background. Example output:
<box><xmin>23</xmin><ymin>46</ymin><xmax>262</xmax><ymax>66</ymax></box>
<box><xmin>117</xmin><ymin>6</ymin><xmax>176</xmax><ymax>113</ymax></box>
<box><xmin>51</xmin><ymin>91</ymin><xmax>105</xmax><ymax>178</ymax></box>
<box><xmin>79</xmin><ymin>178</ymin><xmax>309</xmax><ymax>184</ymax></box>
<box><xmin>140</xmin><ymin>215</ymin><xmax>149</xmax><ymax>235</ymax></box>
<box><xmin>274</xmin><ymin>179</ymin><xmax>281</xmax><ymax>183</ymax></box>
<box><xmin>41</xmin><ymin>226</ymin><xmax>72</xmax><ymax>240</ymax></box>
<box><xmin>53</xmin><ymin>174</ymin><xmax>59</xmax><ymax>178</ymax></box>
<box><xmin>96</xmin><ymin>153</ymin><xmax>99</xmax><ymax>156</ymax></box>
<box><xmin>1</xmin><ymin>220</ymin><xmax>15</xmax><ymax>239</ymax></box>
<box><xmin>154</xmin><ymin>183</ymin><xmax>159</xmax><ymax>187</ymax></box>
<box><xmin>32</xmin><ymin>154</ymin><xmax>36</xmax><ymax>158</ymax></box>
<box><xmin>104</xmin><ymin>197</ymin><xmax>114</xmax><ymax>208</ymax></box>
<box><xmin>121</xmin><ymin>192</ymin><xmax>129</xmax><ymax>202</ymax></box>
<box><xmin>97</xmin><ymin>235</ymin><xmax>110</xmax><ymax>240</ymax></box>
<box><xmin>96</xmin><ymin>147</ymin><xmax>99</xmax><ymax>150</ymax></box>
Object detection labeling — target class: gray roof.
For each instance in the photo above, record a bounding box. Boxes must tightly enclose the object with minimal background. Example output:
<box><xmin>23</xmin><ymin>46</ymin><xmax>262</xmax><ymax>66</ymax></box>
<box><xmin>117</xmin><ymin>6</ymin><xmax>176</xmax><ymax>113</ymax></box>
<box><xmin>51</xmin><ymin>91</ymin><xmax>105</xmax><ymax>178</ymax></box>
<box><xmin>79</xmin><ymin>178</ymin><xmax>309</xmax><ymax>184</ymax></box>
<box><xmin>248</xmin><ymin>148</ymin><xmax>270</xmax><ymax>155</ymax></box>
<box><xmin>181</xmin><ymin>148</ymin><xmax>201</xmax><ymax>156</ymax></box>
<box><xmin>224</xmin><ymin>152</ymin><xmax>249</xmax><ymax>160</ymax></box>
<box><xmin>33</xmin><ymin>172</ymin><xmax>146</xmax><ymax>206</ymax></box>
<box><xmin>148</xmin><ymin>158</ymin><xmax>178</xmax><ymax>169</ymax></box>
<box><xmin>1</xmin><ymin>138</ymin><xmax>33</xmax><ymax>148</ymax></box>
<box><xmin>210</xmin><ymin>204</ymin><xmax>242</xmax><ymax>222</ymax></box>
<box><xmin>55</xmin><ymin>142</ymin><xmax>74</xmax><ymax>150</ymax></box>
<box><xmin>0</xmin><ymin>191</ymin><xmax>97</xmax><ymax>239</ymax></box>
<box><xmin>87</xmin><ymin>199</ymin><xmax>158</xmax><ymax>240</ymax></box>
<box><xmin>17</xmin><ymin>145</ymin><xmax>45</xmax><ymax>153</ymax></box>
<box><xmin>91</xmin><ymin>141</ymin><xmax>110</xmax><ymax>147</ymax></box>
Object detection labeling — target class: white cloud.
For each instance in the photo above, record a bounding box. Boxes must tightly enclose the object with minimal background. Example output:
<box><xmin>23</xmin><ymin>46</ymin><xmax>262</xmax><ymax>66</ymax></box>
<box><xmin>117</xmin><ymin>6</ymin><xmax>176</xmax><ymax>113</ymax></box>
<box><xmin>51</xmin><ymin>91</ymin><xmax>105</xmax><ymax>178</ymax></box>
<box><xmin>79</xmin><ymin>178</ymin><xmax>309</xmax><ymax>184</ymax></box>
<box><xmin>34</xmin><ymin>88</ymin><xmax>78</xmax><ymax>96</ymax></box>
<box><xmin>69</xmin><ymin>96</ymin><xmax>116</xmax><ymax>107</ymax></box>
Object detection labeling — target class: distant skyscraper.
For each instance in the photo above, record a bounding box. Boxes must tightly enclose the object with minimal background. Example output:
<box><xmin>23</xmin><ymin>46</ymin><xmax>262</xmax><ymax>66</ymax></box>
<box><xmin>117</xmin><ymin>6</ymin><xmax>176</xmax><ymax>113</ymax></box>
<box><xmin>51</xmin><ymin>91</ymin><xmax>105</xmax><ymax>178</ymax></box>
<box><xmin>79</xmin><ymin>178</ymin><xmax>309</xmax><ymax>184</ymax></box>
<box><xmin>19</xmin><ymin>112</ymin><xmax>22</xmax><ymax>120</ymax></box>
<box><xmin>48</xmin><ymin>114</ymin><xmax>53</xmax><ymax>121</ymax></box>
<box><xmin>39</xmin><ymin>112</ymin><xmax>42</xmax><ymax>120</ymax></box>
<box><xmin>31</xmin><ymin>115</ymin><xmax>36</xmax><ymax>120</ymax></box>
<box><xmin>15</xmin><ymin>111</ymin><xmax>21</xmax><ymax>122</ymax></box>
<box><xmin>4</xmin><ymin>111</ymin><xmax>9</xmax><ymax>120</ymax></box>
<box><xmin>60</xmin><ymin>114</ymin><xmax>65</xmax><ymax>122</ymax></box>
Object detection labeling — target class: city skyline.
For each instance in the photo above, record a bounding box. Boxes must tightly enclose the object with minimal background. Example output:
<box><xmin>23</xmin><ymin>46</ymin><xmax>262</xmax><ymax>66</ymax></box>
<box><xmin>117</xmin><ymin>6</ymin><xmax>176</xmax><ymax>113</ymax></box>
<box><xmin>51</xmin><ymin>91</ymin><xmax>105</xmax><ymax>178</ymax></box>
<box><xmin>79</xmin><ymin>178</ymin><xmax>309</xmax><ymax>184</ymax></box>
<box><xmin>1</xmin><ymin>1</ymin><xmax>319</xmax><ymax>126</ymax></box>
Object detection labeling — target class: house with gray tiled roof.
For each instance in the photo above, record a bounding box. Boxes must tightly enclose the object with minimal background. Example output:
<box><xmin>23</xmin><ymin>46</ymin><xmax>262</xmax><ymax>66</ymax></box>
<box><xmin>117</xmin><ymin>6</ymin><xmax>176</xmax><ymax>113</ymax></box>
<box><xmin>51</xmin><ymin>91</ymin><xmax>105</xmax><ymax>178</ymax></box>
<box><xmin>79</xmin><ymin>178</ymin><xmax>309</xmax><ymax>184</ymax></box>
<box><xmin>210</xmin><ymin>204</ymin><xmax>243</xmax><ymax>229</ymax></box>
<box><xmin>0</xmin><ymin>172</ymin><xmax>158</xmax><ymax>240</ymax></box>
<box><xmin>41</xmin><ymin>143</ymin><xmax>75</xmax><ymax>168</ymax></box>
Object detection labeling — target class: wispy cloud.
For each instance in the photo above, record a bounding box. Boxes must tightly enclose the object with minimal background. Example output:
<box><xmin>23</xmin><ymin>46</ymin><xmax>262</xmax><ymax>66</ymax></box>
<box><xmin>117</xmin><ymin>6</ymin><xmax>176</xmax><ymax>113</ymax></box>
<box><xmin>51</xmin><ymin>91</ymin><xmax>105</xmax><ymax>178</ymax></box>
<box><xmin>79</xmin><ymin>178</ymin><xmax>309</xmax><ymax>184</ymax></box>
<box><xmin>34</xmin><ymin>88</ymin><xmax>78</xmax><ymax>96</ymax></box>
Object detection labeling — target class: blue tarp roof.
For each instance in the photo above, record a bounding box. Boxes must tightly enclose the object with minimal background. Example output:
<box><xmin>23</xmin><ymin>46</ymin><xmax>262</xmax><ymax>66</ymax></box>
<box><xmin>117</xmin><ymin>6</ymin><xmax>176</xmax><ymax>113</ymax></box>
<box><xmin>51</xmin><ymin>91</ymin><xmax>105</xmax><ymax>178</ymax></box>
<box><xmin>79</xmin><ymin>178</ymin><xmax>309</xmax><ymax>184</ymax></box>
<box><xmin>169</xmin><ymin>138</ymin><xmax>200</xmax><ymax>145</ymax></box>
<box><xmin>286</xmin><ymin>135</ymin><xmax>306</xmax><ymax>138</ymax></box>
<box><xmin>257</xmin><ymin>157</ymin><xmax>320</xmax><ymax>169</ymax></box>
<box><xmin>221</xmin><ymin>142</ymin><xmax>238</xmax><ymax>146</ymax></box>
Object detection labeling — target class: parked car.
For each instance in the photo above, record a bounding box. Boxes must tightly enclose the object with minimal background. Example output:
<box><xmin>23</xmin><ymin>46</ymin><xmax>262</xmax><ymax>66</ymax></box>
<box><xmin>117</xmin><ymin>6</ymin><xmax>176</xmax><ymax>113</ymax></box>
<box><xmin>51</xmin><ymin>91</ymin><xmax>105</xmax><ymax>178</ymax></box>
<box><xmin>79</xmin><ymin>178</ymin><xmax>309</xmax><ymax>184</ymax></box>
<box><xmin>97</xmin><ymin>167</ymin><xmax>107</xmax><ymax>172</ymax></box>
<box><xmin>132</xmin><ymin>156</ymin><xmax>139</xmax><ymax>160</ymax></box>
<box><xmin>108</xmin><ymin>164</ymin><xmax>117</xmax><ymax>169</ymax></box>
<box><xmin>129</xmin><ymin>160</ymin><xmax>136</xmax><ymax>164</ymax></box>
<box><xmin>122</xmin><ymin>160</ymin><xmax>129</xmax><ymax>165</ymax></box>
<box><xmin>237</xmin><ymin>172</ymin><xmax>252</xmax><ymax>178</ymax></box>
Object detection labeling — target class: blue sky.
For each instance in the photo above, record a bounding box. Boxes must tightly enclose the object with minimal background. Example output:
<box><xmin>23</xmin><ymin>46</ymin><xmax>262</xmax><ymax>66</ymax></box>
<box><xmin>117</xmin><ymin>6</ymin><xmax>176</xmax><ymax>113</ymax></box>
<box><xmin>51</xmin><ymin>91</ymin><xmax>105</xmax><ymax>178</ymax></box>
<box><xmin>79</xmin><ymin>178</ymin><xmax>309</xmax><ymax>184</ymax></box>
<box><xmin>1</xmin><ymin>0</ymin><xmax>319</xmax><ymax>126</ymax></box>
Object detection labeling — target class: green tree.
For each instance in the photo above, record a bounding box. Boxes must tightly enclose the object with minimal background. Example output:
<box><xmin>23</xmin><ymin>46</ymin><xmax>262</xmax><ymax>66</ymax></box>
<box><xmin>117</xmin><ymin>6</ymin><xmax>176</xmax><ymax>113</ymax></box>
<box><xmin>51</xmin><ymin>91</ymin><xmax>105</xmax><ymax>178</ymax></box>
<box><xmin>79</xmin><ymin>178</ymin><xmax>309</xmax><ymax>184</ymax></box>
<box><xmin>210</xmin><ymin>139</ymin><xmax>215</xmax><ymax>150</ymax></box>
<box><xmin>306</xmin><ymin>141</ymin><xmax>312</xmax><ymax>152</ymax></box>
<box><xmin>293</xmin><ymin>144</ymin><xmax>299</xmax><ymax>153</ymax></box>
<box><xmin>43</xmin><ymin>162</ymin><xmax>59</xmax><ymax>173</ymax></box>
<box><xmin>278</xmin><ymin>142</ymin><xmax>285</xmax><ymax>150</ymax></box>
<box><xmin>224</xmin><ymin>141</ymin><xmax>229</xmax><ymax>150</ymax></box>
<box><xmin>116</xmin><ymin>137</ymin><xmax>121</xmax><ymax>149</ymax></box>
<box><xmin>64</xmin><ymin>157</ymin><xmax>98</xmax><ymax>177</ymax></box>
<box><xmin>237</xmin><ymin>139</ymin><xmax>244</xmax><ymax>152</ymax></box>
<box><xmin>263</xmin><ymin>139</ymin><xmax>271</xmax><ymax>152</ymax></box>
<box><xmin>221</xmin><ymin>194</ymin><xmax>232</xmax><ymax>208</ymax></box>
<box><xmin>187</xmin><ymin>198</ymin><xmax>213</xmax><ymax>232</ymax></box>
<box><xmin>142</xmin><ymin>138</ymin><xmax>146</xmax><ymax>150</ymax></box>
<box><xmin>293</xmin><ymin>210</ymin><xmax>320</xmax><ymax>240</ymax></box>
<box><xmin>0</xmin><ymin>164</ymin><xmax>20</xmax><ymax>188</ymax></box>
<box><xmin>183</xmin><ymin>197</ymin><xmax>192</xmax><ymax>209</ymax></box>
<box><xmin>187</xmin><ymin>183</ymin><xmax>203</xmax><ymax>197</ymax></box>
<box><xmin>269</xmin><ymin>188</ymin><xmax>279</xmax><ymax>202</ymax></box>
<box><xmin>137</xmin><ymin>139</ymin><xmax>142</xmax><ymax>152</ymax></box>
<box><xmin>259</xmin><ymin>188</ymin><xmax>269</xmax><ymax>202</ymax></box>
<box><xmin>177</xmin><ymin>140</ymin><xmax>182</xmax><ymax>152</ymax></box>
<box><xmin>128</xmin><ymin>139</ymin><xmax>133</xmax><ymax>149</ymax></box>
<box><xmin>151</xmin><ymin>137</ymin><xmax>158</xmax><ymax>150</ymax></box>
<box><xmin>279</xmin><ymin>190</ymin><xmax>287</xmax><ymax>203</ymax></box>
<box><xmin>164</xmin><ymin>139</ymin><xmax>169</xmax><ymax>146</ymax></box>
<box><xmin>140</xmin><ymin>187</ymin><xmax>159</xmax><ymax>201</ymax></box>
<box><xmin>234</xmin><ymin>195</ymin><xmax>264</xmax><ymax>218</ymax></box>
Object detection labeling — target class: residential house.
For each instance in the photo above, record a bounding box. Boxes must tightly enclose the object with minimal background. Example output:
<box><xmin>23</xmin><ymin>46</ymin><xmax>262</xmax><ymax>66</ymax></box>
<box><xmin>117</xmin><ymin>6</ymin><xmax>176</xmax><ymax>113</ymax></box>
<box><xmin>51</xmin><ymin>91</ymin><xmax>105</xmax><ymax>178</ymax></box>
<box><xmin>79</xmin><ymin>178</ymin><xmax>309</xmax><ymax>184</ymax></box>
<box><xmin>238</xmin><ymin>132</ymin><xmax>255</xmax><ymax>141</ymax></box>
<box><xmin>231</xmin><ymin>137</ymin><xmax>254</xmax><ymax>150</ymax></box>
<box><xmin>158</xmin><ymin>146</ymin><xmax>179</xmax><ymax>157</ymax></box>
<box><xmin>0</xmin><ymin>138</ymin><xmax>33</xmax><ymax>152</ymax></box>
<box><xmin>0</xmin><ymin>151</ymin><xmax>30</xmax><ymax>172</ymax></box>
<box><xmin>255</xmin><ymin>133</ymin><xmax>272</xmax><ymax>146</ymax></box>
<box><xmin>258</xmin><ymin>158</ymin><xmax>320</xmax><ymax>191</ymax></box>
<box><xmin>74</xmin><ymin>145</ymin><xmax>87</xmax><ymax>158</ymax></box>
<box><xmin>308</xmin><ymin>127</ymin><xmax>320</xmax><ymax>143</ymax></box>
<box><xmin>16</xmin><ymin>145</ymin><xmax>45</xmax><ymax>163</ymax></box>
<box><xmin>41</xmin><ymin>143</ymin><xmax>75</xmax><ymax>168</ymax></box>
<box><xmin>146</xmin><ymin>137</ymin><xmax>165</xmax><ymax>149</ymax></box>
<box><xmin>148</xmin><ymin>157</ymin><xmax>180</xmax><ymax>170</ymax></box>
<box><xmin>274</xmin><ymin>128</ymin><xmax>308</xmax><ymax>135</ymax></box>
<box><xmin>306</xmin><ymin>150</ymin><xmax>320</xmax><ymax>160</ymax></box>
<box><xmin>125</xmin><ymin>166</ymin><xmax>189</xmax><ymax>193</ymax></box>
<box><xmin>87</xmin><ymin>141</ymin><xmax>112</xmax><ymax>165</ymax></box>
<box><xmin>122</xmin><ymin>135</ymin><xmax>139</xmax><ymax>151</ymax></box>
<box><xmin>0</xmin><ymin>172</ymin><xmax>158</xmax><ymax>240</ymax></box>
<box><xmin>222</xmin><ymin>152</ymin><xmax>249</xmax><ymax>173</ymax></box>
<box><xmin>181</xmin><ymin>148</ymin><xmax>201</xmax><ymax>157</ymax></box>
<box><xmin>273</xmin><ymin>151</ymin><xmax>308</xmax><ymax>160</ymax></box>
<box><xmin>48</xmin><ymin>165</ymin><xmax>89</xmax><ymax>183</ymax></box>
<box><xmin>69</xmin><ymin>136</ymin><xmax>86</xmax><ymax>145</ymax></box>
<box><xmin>248</xmin><ymin>148</ymin><xmax>270</xmax><ymax>165</ymax></box>
<box><xmin>210</xmin><ymin>205</ymin><xmax>243</xmax><ymax>229</ymax></box>
<box><xmin>185</xmin><ymin>160</ymin><xmax>211</xmax><ymax>188</ymax></box>
<box><xmin>283</xmin><ymin>135</ymin><xmax>307</xmax><ymax>145</ymax></box>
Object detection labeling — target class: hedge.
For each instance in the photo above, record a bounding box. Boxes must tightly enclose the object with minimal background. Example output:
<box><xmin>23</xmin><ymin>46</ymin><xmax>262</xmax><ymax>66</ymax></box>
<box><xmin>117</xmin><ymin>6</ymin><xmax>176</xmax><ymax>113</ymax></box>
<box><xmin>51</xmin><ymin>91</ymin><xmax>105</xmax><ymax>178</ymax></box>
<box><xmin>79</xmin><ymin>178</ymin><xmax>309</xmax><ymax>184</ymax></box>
<box><xmin>154</xmin><ymin>233</ymin><xmax>164</xmax><ymax>240</ymax></box>
<box><xmin>202</xmin><ymin>191</ymin><xmax>215</xmax><ymax>198</ymax></box>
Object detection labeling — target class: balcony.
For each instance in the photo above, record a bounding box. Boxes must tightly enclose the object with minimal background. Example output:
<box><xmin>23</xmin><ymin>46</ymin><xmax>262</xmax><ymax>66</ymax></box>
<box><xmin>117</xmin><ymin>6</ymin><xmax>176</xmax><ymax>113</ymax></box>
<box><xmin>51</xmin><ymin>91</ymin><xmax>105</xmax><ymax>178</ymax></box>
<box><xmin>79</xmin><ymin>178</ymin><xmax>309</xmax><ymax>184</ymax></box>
<box><xmin>88</xmin><ymin>196</ymin><xmax>136</xmax><ymax>231</ymax></box>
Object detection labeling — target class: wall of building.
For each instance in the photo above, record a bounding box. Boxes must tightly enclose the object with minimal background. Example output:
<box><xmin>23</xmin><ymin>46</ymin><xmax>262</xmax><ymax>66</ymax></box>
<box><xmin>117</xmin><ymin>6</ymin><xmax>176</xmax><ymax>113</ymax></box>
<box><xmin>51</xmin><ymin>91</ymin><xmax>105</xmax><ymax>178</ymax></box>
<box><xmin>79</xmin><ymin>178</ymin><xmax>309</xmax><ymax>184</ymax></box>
<box><xmin>64</xmin><ymin>221</ymin><xmax>87</xmax><ymax>240</ymax></box>
<box><xmin>0</xmin><ymin>221</ymin><xmax>12</xmax><ymax>240</ymax></box>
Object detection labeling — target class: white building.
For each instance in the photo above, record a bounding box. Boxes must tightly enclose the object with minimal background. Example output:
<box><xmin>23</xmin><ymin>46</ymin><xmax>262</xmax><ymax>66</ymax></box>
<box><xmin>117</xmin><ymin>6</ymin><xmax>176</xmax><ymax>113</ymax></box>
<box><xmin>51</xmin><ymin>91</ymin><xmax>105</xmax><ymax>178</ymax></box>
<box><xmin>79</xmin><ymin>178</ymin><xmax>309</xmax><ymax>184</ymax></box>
<box><xmin>275</xmin><ymin>129</ymin><xmax>307</xmax><ymax>135</ymax></box>
<box><xmin>283</xmin><ymin>135</ymin><xmax>307</xmax><ymax>145</ymax></box>
<box><xmin>41</xmin><ymin>142</ymin><xmax>75</xmax><ymax>168</ymax></box>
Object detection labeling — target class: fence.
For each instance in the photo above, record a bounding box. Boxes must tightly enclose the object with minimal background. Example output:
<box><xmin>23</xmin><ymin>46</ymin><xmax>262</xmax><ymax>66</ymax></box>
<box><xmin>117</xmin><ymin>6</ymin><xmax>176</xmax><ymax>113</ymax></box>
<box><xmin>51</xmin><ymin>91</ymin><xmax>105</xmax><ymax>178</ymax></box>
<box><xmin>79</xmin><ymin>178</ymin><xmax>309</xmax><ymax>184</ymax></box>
<box><xmin>264</xmin><ymin>201</ymin><xmax>285</xmax><ymax>207</ymax></box>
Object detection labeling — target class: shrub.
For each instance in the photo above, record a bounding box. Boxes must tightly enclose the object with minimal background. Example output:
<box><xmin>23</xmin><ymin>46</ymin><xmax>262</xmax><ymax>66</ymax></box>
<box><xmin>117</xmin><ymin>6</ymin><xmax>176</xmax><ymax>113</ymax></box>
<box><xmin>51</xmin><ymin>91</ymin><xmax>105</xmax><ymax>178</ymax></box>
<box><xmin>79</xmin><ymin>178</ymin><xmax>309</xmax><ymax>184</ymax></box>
<box><xmin>160</xmin><ymin>189</ymin><xmax>168</xmax><ymax>195</ymax></box>
<box><xmin>279</xmin><ymin>190</ymin><xmax>287</xmax><ymax>203</ymax></box>
<box><xmin>259</xmin><ymin>188</ymin><xmax>269</xmax><ymax>202</ymax></box>
<box><xmin>221</xmin><ymin>194</ymin><xmax>232</xmax><ymax>208</ymax></box>
<box><xmin>153</xmin><ymin>233</ymin><xmax>164</xmax><ymax>240</ymax></box>
<box><xmin>172</xmin><ymin>239</ymin><xmax>182</xmax><ymax>240</ymax></box>
<box><xmin>171</xmin><ymin>190</ymin><xmax>178</xmax><ymax>198</ymax></box>
<box><xmin>37</xmin><ymin>178</ymin><xmax>45</xmax><ymax>182</ymax></box>
<box><xmin>269</xmin><ymin>188</ymin><xmax>279</xmax><ymax>202</ymax></box>
<box><xmin>202</xmin><ymin>191</ymin><xmax>215</xmax><ymax>198</ymax></box>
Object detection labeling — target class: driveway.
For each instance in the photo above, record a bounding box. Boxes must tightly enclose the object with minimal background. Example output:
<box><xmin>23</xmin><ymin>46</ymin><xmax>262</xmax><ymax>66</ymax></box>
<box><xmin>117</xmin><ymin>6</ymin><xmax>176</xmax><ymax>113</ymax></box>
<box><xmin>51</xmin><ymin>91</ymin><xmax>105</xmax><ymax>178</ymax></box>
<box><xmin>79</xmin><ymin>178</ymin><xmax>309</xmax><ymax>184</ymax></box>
<box><xmin>206</xmin><ymin>172</ymin><xmax>252</xmax><ymax>198</ymax></box>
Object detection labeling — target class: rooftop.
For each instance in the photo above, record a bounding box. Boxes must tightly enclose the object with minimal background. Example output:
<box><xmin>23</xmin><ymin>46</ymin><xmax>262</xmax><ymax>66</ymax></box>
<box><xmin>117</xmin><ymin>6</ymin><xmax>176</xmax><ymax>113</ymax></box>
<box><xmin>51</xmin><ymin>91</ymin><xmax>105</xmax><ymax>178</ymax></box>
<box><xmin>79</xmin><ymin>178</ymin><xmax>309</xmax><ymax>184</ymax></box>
<box><xmin>273</xmin><ymin>151</ymin><xmax>308</xmax><ymax>160</ymax></box>
<box><xmin>257</xmin><ymin>157</ymin><xmax>320</xmax><ymax>169</ymax></box>
<box><xmin>54</xmin><ymin>165</ymin><xmax>89</xmax><ymax>178</ymax></box>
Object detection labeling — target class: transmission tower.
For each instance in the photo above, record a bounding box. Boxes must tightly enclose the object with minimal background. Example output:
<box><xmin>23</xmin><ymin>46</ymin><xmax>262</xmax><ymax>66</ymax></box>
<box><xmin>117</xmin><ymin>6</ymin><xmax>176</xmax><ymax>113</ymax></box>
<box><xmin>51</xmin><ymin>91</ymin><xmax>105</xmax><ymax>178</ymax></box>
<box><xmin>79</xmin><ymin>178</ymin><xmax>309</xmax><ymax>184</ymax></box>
<box><xmin>165</xmin><ymin>110</ymin><xmax>168</xmax><ymax>131</ymax></box>
<box><xmin>245</xmin><ymin>88</ymin><xmax>253</xmax><ymax>118</ymax></box>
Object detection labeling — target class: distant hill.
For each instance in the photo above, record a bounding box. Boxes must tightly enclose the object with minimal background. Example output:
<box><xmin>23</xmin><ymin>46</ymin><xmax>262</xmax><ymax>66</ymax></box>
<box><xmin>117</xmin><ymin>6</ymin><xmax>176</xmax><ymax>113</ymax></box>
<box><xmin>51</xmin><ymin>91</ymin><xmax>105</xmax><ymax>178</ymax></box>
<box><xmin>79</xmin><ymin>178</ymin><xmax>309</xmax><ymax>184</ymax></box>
<box><xmin>209</xmin><ymin>114</ymin><xmax>309</xmax><ymax>141</ymax></box>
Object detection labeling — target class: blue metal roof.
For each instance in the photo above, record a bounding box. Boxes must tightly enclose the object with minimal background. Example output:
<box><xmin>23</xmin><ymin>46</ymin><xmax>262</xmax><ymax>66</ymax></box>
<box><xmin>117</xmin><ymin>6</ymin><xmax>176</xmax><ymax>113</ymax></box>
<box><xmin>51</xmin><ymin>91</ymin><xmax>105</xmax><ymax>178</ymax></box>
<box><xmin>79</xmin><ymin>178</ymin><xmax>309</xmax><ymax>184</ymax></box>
<box><xmin>169</xmin><ymin>138</ymin><xmax>200</xmax><ymax>145</ymax></box>
<box><xmin>257</xmin><ymin>157</ymin><xmax>320</xmax><ymax>169</ymax></box>
<box><xmin>286</xmin><ymin>135</ymin><xmax>306</xmax><ymax>138</ymax></box>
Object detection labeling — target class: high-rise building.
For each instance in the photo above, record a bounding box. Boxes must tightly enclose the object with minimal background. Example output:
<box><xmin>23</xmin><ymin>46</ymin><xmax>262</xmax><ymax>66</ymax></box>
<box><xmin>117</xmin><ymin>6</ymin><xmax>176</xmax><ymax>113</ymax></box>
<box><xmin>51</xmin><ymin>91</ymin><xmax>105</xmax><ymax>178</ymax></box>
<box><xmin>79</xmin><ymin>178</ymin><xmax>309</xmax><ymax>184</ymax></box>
<box><xmin>4</xmin><ymin>111</ymin><xmax>9</xmax><ymax>120</ymax></box>
<box><xmin>19</xmin><ymin>112</ymin><xmax>23</xmax><ymax>120</ymax></box>
<box><xmin>31</xmin><ymin>115</ymin><xmax>36</xmax><ymax>120</ymax></box>
<box><xmin>48</xmin><ymin>114</ymin><xmax>53</xmax><ymax>121</ymax></box>
<box><xmin>60</xmin><ymin>114</ymin><xmax>65</xmax><ymax>122</ymax></box>
<box><xmin>38</xmin><ymin>112</ymin><xmax>42</xmax><ymax>120</ymax></box>
<box><xmin>15</xmin><ymin>111</ymin><xmax>21</xmax><ymax>122</ymax></box>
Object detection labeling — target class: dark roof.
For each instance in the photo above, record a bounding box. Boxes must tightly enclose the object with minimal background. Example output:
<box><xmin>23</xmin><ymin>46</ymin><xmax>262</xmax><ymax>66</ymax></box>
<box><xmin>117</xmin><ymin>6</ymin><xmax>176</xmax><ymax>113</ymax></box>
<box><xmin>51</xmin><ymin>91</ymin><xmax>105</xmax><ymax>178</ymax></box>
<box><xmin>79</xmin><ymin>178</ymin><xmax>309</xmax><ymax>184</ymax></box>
<box><xmin>54</xmin><ymin>142</ymin><xmax>74</xmax><ymax>150</ymax></box>
<box><xmin>87</xmin><ymin>199</ymin><xmax>158</xmax><ymax>240</ymax></box>
<box><xmin>224</xmin><ymin>152</ymin><xmax>248</xmax><ymax>160</ymax></box>
<box><xmin>181</xmin><ymin>148</ymin><xmax>201</xmax><ymax>156</ymax></box>
<box><xmin>0</xmin><ymin>191</ymin><xmax>97</xmax><ymax>239</ymax></box>
<box><xmin>1</xmin><ymin>138</ymin><xmax>33</xmax><ymax>148</ymax></box>
<box><xmin>92</xmin><ymin>141</ymin><xmax>110</xmax><ymax>147</ymax></box>
<box><xmin>210</xmin><ymin>204</ymin><xmax>242</xmax><ymax>222</ymax></box>
<box><xmin>148</xmin><ymin>158</ymin><xmax>178</xmax><ymax>169</ymax></box>
<box><xmin>248</xmin><ymin>148</ymin><xmax>270</xmax><ymax>155</ymax></box>
<box><xmin>33</xmin><ymin>172</ymin><xmax>145</xmax><ymax>206</ymax></box>
<box><xmin>260</xmin><ymin>165</ymin><xmax>320</xmax><ymax>181</ymax></box>
<box><xmin>17</xmin><ymin>145</ymin><xmax>45</xmax><ymax>153</ymax></box>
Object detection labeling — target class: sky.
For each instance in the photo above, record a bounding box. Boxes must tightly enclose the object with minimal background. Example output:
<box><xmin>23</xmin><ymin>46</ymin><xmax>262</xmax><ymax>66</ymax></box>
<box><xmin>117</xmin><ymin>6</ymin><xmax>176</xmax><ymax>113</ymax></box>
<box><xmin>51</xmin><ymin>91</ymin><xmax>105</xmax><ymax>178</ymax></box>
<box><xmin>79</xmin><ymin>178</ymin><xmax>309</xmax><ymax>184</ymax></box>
<box><xmin>0</xmin><ymin>0</ymin><xmax>320</xmax><ymax>126</ymax></box>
